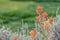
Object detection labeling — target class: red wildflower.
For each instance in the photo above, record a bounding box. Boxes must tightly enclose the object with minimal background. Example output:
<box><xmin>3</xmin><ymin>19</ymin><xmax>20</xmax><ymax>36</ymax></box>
<box><xmin>49</xmin><ymin>17</ymin><xmax>54</xmax><ymax>23</ymax></box>
<box><xmin>30</xmin><ymin>30</ymin><xmax>36</xmax><ymax>38</ymax></box>
<box><xmin>43</xmin><ymin>12</ymin><xmax>48</xmax><ymax>18</ymax></box>
<box><xmin>37</xmin><ymin>6</ymin><xmax>42</xmax><ymax>14</ymax></box>
<box><xmin>13</xmin><ymin>36</ymin><xmax>17</xmax><ymax>40</ymax></box>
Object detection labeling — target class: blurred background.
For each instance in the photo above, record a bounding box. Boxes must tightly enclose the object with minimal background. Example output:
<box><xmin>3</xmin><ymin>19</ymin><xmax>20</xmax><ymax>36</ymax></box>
<box><xmin>0</xmin><ymin>0</ymin><xmax>60</xmax><ymax>32</ymax></box>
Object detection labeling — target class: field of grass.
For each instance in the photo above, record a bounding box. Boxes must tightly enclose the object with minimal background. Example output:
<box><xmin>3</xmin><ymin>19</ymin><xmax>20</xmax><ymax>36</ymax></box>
<box><xmin>0</xmin><ymin>2</ymin><xmax>60</xmax><ymax>23</ymax></box>
<box><xmin>0</xmin><ymin>1</ymin><xmax>60</xmax><ymax>31</ymax></box>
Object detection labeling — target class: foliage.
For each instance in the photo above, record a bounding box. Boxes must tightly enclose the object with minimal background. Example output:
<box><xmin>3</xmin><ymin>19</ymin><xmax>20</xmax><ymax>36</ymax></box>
<box><xmin>0</xmin><ymin>2</ymin><xmax>60</xmax><ymax>24</ymax></box>
<box><xmin>11</xmin><ymin>0</ymin><xmax>60</xmax><ymax>2</ymax></box>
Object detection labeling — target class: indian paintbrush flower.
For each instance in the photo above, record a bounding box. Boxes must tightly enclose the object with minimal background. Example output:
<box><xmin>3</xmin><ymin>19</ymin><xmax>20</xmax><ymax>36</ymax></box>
<box><xmin>13</xmin><ymin>36</ymin><xmax>18</xmax><ymax>40</ymax></box>
<box><xmin>30</xmin><ymin>30</ymin><xmax>36</xmax><ymax>38</ymax></box>
<box><xmin>49</xmin><ymin>17</ymin><xmax>54</xmax><ymax>24</ymax></box>
<box><xmin>43</xmin><ymin>12</ymin><xmax>48</xmax><ymax>21</ymax></box>
<box><xmin>36</xmin><ymin>15</ymin><xmax>41</xmax><ymax>23</ymax></box>
<box><xmin>37</xmin><ymin>6</ymin><xmax>42</xmax><ymax>15</ymax></box>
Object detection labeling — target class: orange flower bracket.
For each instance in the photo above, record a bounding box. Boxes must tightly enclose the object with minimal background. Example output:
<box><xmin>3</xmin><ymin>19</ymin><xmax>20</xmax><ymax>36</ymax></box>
<box><xmin>13</xmin><ymin>36</ymin><xmax>18</xmax><ymax>40</ymax></box>
<box><xmin>36</xmin><ymin>15</ymin><xmax>41</xmax><ymax>23</ymax></box>
<box><xmin>44</xmin><ymin>21</ymin><xmax>50</xmax><ymax>33</ymax></box>
<box><xmin>30</xmin><ymin>30</ymin><xmax>36</xmax><ymax>40</ymax></box>
<box><xmin>43</xmin><ymin>12</ymin><xmax>48</xmax><ymax>21</ymax></box>
<box><xmin>37</xmin><ymin>6</ymin><xmax>42</xmax><ymax>15</ymax></box>
<box><xmin>49</xmin><ymin>17</ymin><xmax>54</xmax><ymax>24</ymax></box>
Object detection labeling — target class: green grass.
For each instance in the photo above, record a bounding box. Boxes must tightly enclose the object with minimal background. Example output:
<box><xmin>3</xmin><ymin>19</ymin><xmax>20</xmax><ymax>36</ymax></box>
<box><xmin>0</xmin><ymin>2</ymin><xmax>60</xmax><ymax>23</ymax></box>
